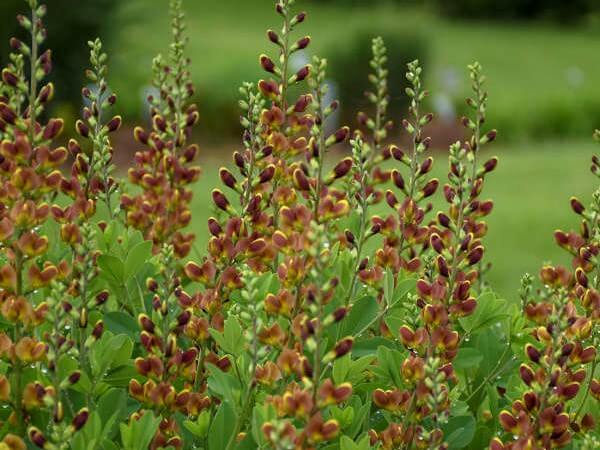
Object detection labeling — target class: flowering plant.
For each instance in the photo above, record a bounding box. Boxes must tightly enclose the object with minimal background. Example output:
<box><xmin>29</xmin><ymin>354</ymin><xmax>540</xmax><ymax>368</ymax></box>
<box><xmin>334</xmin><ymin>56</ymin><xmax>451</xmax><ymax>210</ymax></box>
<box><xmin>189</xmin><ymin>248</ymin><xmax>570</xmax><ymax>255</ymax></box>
<box><xmin>0</xmin><ymin>0</ymin><xmax>598</xmax><ymax>449</ymax></box>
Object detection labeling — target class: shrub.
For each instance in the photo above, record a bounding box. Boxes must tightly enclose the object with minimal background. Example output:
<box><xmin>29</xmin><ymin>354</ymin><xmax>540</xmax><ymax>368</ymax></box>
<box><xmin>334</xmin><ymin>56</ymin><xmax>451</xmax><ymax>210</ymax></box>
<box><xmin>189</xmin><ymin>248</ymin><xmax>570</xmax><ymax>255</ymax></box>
<box><xmin>0</xmin><ymin>0</ymin><xmax>599</xmax><ymax>449</ymax></box>
<box><xmin>325</xmin><ymin>28</ymin><xmax>428</xmax><ymax>129</ymax></box>
<box><xmin>431</xmin><ymin>0</ymin><xmax>597</xmax><ymax>23</ymax></box>
<box><xmin>0</xmin><ymin>0</ymin><xmax>118</xmax><ymax>112</ymax></box>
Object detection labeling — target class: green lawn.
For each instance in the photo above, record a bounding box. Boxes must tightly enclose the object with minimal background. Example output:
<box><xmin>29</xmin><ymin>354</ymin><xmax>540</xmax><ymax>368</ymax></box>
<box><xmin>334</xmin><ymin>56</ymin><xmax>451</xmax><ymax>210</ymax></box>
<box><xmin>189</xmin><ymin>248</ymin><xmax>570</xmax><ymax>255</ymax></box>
<box><xmin>108</xmin><ymin>1</ymin><xmax>600</xmax><ymax>138</ymax></box>
<box><xmin>189</xmin><ymin>139</ymin><xmax>599</xmax><ymax>301</ymax></box>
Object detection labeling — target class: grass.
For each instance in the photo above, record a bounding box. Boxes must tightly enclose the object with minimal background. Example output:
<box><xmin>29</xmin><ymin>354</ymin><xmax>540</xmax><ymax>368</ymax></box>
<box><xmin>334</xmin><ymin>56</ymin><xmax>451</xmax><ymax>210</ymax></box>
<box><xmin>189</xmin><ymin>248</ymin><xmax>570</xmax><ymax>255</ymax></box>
<box><xmin>107</xmin><ymin>1</ymin><xmax>600</xmax><ymax>138</ymax></box>
<box><xmin>189</xmin><ymin>139</ymin><xmax>599</xmax><ymax>301</ymax></box>
<box><xmin>104</xmin><ymin>1</ymin><xmax>600</xmax><ymax>299</ymax></box>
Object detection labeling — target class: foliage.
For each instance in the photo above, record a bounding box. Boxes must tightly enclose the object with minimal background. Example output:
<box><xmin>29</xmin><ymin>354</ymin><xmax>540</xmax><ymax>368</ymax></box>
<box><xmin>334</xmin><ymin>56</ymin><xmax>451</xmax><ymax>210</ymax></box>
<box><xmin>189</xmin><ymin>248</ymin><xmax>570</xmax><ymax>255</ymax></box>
<box><xmin>431</xmin><ymin>0</ymin><xmax>598</xmax><ymax>23</ymax></box>
<box><xmin>0</xmin><ymin>0</ymin><xmax>599</xmax><ymax>449</ymax></box>
<box><xmin>0</xmin><ymin>0</ymin><xmax>118</xmax><ymax>112</ymax></box>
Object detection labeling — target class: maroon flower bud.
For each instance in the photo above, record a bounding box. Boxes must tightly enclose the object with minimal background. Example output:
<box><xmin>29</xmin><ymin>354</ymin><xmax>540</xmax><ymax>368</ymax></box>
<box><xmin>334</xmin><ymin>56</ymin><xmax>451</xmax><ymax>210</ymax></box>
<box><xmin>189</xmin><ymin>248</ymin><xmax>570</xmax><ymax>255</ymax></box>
<box><xmin>391</xmin><ymin>170</ymin><xmax>405</xmax><ymax>190</ymax></box>
<box><xmin>96</xmin><ymin>291</ymin><xmax>108</xmax><ymax>306</ymax></box>
<box><xmin>483</xmin><ymin>157</ymin><xmax>498</xmax><ymax>173</ymax></box>
<box><xmin>385</xmin><ymin>190</ymin><xmax>398</xmax><ymax>208</ymax></box>
<box><xmin>207</xmin><ymin>217</ymin><xmax>222</xmax><ymax>236</ymax></box>
<box><xmin>29</xmin><ymin>428</ymin><xmax>46</xmax><ymax>448</ymax></box>
<box><xmin>106</xmin><ymin>115</ymin><xmax>122</xmax><ymax>132</ymax></box>
<box><xmin>294</xmin><ymin>94</ymin><xmax>311</xmax><ymax>112</ymax></box>
<box><xmin>267</xmin><ymin>29</ymin><xmax>280</xmax><ymax>45</ymax></box>
<box><xmin>293</xmin><ymin>168</ymin><xmax>310</xmax><ymax>191</ymax></box>
<box><xmin>212</xmin><ymin>189</ymin><xmax>230</xmax><ymax>211</ymax></box>
<box><xmin>178</xmin><ymin>310</ymin><xmax>192</xmax><ymax>326</ymax></box>
<box><xmin>525</xmin><ymin>344</ymin><xmax>541</xmax><ymax>363</ymax></box>
<box><xmin>134</xmin><ymin>126</ymin><xmax>149</xmax><ymax>144</ymax></box>
<box><xmin>333</xmin><ymin>157</ymin><xmax>352</xmax><ymax>179</ymax></box>
<box><xmin>333</xmin><ymin>337</ymin><xmax>353</xmax><ymax>358</ymax></box>
<box><xmin>422</xmin><ymin>179</ymin><xmax>439</xmax><ymax>198</ymax></box>
<box><xmin>260</xmin><ymin>54</ymin><xmax>276</xmax><ymax>74</ymax></box>
<box><xmin>138</xmin><ymin>314</ymin><xmax>155</xmax><ymax>333</ymax></box>
<box><xmin>437</xmin><ymin>255</ymin><xmax>449</xmax><ymax>277</ymax></box>
<box><xmin>92</xmin><ymin>321</ymin><xmax>104</xmax><ymax>339</ymax></box>
<box><xmin>390</xmin><ymin>145</ymin><xmax>405</xmax><ymax>161</ymax></box>
<box><xmin>467</xmin><ymin>246</ymin><xmax>484</xmax><ymax>265</ymax></box>
<box><xmin>9</xmin><ymin>37</ymin><xmax>22</xmax><ymax>51</ymax></box>
<box><xmin>486</xmin><ymin>129</ymin><xmax>497</xmax><ymax>142</ymax></box>
<box><xmin>570</xmin><ymin>197</ymin><xmax>585</xmax><ymax>215</ymax></box>
<box><xmin>233</xmin><ymin>151</ymin><xmax>245</xmax><ymax>170</ymax></box>
<box><xmin>258</xmin><ymin>164</ymin><xmax>276</xmax><ymax>183</ymax></box>
<box><xmin>76</xmin><ymin>120</ymin><xmax>89</xmax><ymax>138</ymax></box>
<box><xmin>43</xmin><ymin>118</ymin><xmax>64</xmax><ymax>140</ymax></box>
<box><xmin>519</xmin><ymin>364</ymin><xmax>535</xmax><ymax>386</ymax></box>
<box><xmin>295</xmin><ymin>65</ymin><xmax>310</xmax><ymax>82</ymax></box>
<box><xmin>260</xmin><ymin>145</ymin><xmax>273</xmax><ymax>158</ymax></box>
<box><xmin>107</xmin><ymin>93</ymin><xmax>117</xmax><ymax>105</ymax></box>
<box><xmin>295</xmin><ymin>12</ymin><xmax>306</xmax><ymax>23</ymax></box>
<box><xmin>332</xmin><ymin>307</ymin><xmax>348</xmax><ymax>322</ymax></box>
<box><xmin>345</xmin><ymin>229</ymin><xmax>355</xmax><ymax>245</ymax></box>
<box><xmin>437</xmin><ymin>212</ymin><xmax>451</xmax><ymax>228</ymax></box>
<box><xmin>0</xmin><ymin>103</ymin><xmax>17</xmax><ymax>124</ymax></box>
<box><xmin>1</xmin><ymin>69</ymin><xmax>19</xmax><ymax>87</ymax></box>
<box><xmin>430</xmin><ymin>234</ymin><xmax>444</xmax><ymax>254</ymax></box>
<box><xmin>38</xmin><ymin>83</ymin><xmax>54</xmax><ymax>103</ymax></box>
<box><xmin>576</xmin><ymin>267</ymin><xmax>588</xmax><ymax>287</ymax></box>
<box><xmin>419</xmin><ymin>157</ymin><xmax>433</xmax><ymax>175</ymax></box>
<box><xmin>69</xmin><ymin>371</ymin><xmax>81</xmax><ymax>384</ymax></box>
<box><xmin>296</xmin><ymin>36</ymin><xmax>311</xmax><ymax>50</ymax></box>
<box><xmin>219</xmin><ymin>168</ymin><xmax>237</xmax><ymax>189</ymax></box>
<box><xmin>258</xmin><ymin>79</ymin><xmax>280</xmax><ymax>97</ymax></box>
<box><xmin>71</xmin><ymin>408</ymin><xmax>89</xmax><ymax>431</ymax></box>
<box><xmin>325</xmin><ymin>126</ymin><xmax>349</xmax><ymax>148</ymax></box>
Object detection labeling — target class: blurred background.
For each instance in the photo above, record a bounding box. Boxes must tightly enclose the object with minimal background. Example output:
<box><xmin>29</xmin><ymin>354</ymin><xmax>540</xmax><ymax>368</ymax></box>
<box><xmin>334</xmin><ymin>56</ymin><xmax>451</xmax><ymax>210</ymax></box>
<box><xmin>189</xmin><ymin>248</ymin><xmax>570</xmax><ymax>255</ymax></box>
<box><xmin>1</xmin><ymin>0</ymin><xmax>600</xmax><ymax>299</ymax></box>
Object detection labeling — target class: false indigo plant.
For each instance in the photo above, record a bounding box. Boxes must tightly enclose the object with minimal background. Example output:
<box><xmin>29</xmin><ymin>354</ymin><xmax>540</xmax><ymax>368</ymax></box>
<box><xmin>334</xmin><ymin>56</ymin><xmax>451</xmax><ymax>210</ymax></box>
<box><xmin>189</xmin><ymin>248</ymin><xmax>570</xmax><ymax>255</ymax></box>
<box><xmin>0</xmin><ymin>0</ymin><xmax>598</xmax><ymax>449</ymax></box>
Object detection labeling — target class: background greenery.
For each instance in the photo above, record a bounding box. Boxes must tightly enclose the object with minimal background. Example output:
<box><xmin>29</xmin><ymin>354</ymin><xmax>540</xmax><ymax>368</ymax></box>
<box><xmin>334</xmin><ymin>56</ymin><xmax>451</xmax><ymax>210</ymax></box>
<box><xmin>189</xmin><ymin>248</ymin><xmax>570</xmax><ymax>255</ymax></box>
<box><xmin>1</xmin><ymin>0</ymin><xmax>599</xmax><ymax>299</ymax></box>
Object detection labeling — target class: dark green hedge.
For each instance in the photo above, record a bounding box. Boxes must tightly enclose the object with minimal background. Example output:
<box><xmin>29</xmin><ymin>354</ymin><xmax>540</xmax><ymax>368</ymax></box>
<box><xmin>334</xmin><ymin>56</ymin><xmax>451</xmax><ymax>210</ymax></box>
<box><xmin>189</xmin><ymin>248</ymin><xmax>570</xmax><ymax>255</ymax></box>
<box><xmin>0</xmin><ymin>0</ymin><xmax>118</xmax><ymax>110</ymax></box>
<box><xmin>326</xmin><ymin>29</ymin><xmax>429</xmax><ymax>127</ymax></box>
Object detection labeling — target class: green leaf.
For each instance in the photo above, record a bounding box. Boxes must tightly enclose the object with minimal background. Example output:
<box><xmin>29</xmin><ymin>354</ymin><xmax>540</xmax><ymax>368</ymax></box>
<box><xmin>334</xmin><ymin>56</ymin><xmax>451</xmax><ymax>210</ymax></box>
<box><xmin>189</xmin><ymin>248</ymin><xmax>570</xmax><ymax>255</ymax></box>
<box><xmin>210</xmin><ymin>317</ymin><xmax>244</xmax><ymax>356</ymax></box>
<box><xmin>98</xmin><ymin>254</ymin><xmax>125</xmax><ymax>284</ymax></box>
<box><xmin>120</xmin><ymin>409</ymin><xmax>161</xmax><ymax>450</ymax></box>
<box><xmin>459</xmin><ymin>291</ymin><xmax>510</xmax><ymax>334</ymax></box>
<box><xmin>442</xmin><ymin>415</ymin><xmax>476</xmax><ymax>449</ymax></box>
<box><xmin>124</xmin><ymin>240</ymin><xmax>153</xmax><ymax>280</ymax></box>
<box><xmin>208</xmin><ymin>401</ymin><xmax>236</xmax><ymax>450</ymax></box>
<box><xmin>104</xmin><ymin>311</ymin><xmax>139</xmax><ymax>340</ymax></box>
<box><xmin>453</xmin><ymin>347</ymin><xmax>484</xmax><ymax>371</ymax></box>
<box><xmin>342</xmin><ymin>295</ymin><xmax>379</xmax><ymax>337</ymax></box>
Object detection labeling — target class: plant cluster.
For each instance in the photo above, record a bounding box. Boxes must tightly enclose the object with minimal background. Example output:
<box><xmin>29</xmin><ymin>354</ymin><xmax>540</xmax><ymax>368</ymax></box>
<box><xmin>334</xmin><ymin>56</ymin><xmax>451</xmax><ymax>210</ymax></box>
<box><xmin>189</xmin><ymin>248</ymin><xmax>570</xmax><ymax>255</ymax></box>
<box><xmin>0</xmin><ymin>0</ymin><xmax>598</xmax><ymax>449</ymax></box>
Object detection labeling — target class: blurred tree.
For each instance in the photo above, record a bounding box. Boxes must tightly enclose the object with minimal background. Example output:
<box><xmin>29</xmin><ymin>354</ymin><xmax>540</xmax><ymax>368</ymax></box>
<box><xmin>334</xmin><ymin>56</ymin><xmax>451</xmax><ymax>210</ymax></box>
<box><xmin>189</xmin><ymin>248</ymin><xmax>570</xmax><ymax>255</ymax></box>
<box><xmin>431</xmin><ymin>0</ymin><xmax>597</xmax><ymax>23</ymax></box>
<box><xmin>0</xmin><ymin>0</ymin><xmax>118</xmax><ymax>112</ymax></box>
<box><xmin>326</xmin><ymin>28</ymin><xmax>429</xmax><ymax>128</ymax></box>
